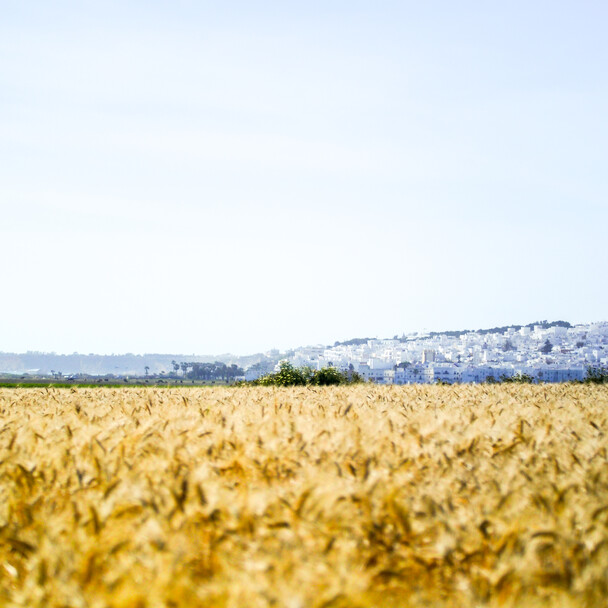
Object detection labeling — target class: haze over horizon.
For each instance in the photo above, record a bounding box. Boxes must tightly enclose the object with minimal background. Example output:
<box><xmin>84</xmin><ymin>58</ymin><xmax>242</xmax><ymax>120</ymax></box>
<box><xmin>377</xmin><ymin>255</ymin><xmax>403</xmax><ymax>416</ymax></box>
<box><xmin>2</xmin><ymin>2</ymin><xmax>607</xmax><ymax>356</ymax></box>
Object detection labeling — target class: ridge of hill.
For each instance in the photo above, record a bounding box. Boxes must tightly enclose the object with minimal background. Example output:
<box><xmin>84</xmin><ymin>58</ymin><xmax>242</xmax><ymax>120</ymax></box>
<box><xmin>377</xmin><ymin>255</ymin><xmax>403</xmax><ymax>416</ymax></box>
<box><xmin>0</xmin><ymin>320</ymin><xmax>580</xmax><ymax>376</ymax></box>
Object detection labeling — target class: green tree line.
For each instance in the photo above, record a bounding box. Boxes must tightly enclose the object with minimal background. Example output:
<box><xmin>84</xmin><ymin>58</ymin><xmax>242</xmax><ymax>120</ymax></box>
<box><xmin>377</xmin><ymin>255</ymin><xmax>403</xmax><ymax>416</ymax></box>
<box><xmin>171</xmin><ymin>360</ymin><xmax>244</xmax><ymax>382</ymax></box>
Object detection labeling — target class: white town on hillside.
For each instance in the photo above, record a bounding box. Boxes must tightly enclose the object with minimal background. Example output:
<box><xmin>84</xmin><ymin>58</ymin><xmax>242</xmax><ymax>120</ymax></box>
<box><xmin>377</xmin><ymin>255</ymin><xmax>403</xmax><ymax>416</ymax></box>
<box><xmin>246</xmin><ymin>322</ymin><xmax>608</xmax><ymax>384</ymax></box>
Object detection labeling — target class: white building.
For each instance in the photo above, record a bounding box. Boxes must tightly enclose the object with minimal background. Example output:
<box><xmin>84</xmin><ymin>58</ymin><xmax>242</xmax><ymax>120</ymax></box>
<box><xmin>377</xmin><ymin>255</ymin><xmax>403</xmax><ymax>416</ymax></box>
<box><xmin>263</xmin><ymin>322</ymin><xmax>607</xmax><ymax>385</ymax></box>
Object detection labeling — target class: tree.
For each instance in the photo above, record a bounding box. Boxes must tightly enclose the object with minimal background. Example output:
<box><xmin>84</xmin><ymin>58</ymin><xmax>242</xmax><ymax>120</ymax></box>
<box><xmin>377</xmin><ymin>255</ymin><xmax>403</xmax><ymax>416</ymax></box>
<box><xmin>144</xmin><ymin>366</ymin><xmax>150</xmax><ymax>376</ymax></box>
<box><xmin>540</xmin><ymin>339</ymin><xmax>553</xmax><ymax>354</ymax></box>
<box><xmin>214</xmin><ymin>362</ymin><xmax>228</xmax><ymax>381</ymax></box>
<box><xmin>499</xmin><ymin>372</ymin><xmax>534</xmax><ymax>384</ymax></box>
<box><xmin>502</xmin><ymin>339</ymin><xmax>515</xmax><ymax>352</ymax></box>
<box><xmin>255</xmin><ymin>362</ymin><xmax>308</xmax><ymax>386</ymax></box>
<box><xmin>227</xmin><ymin>364</ymin><xmax>242</xmax><ymax>381</ymax></box>
<box><xmin>184</xmin><ymin>361</ymin><xmax>243</xmax><ymax>382</ymax></box>
<box><xmin>171</xmin><ymin>360</ymin><xmax>180</xmax><ymax>376</ymax></box>
<box><xmin>585</xmin><ymin>366</ymin><xmax>608</xmax><ymax>384</ymax></box>
<box><xmin>310</xmin><ymin>367</ymin><xmax>346</xmax><ymax>386</ymax></box>
<box><xmin>252</xmin><ymin>362</ymin><xmax>362</xmax><ymax>387</ymax></box>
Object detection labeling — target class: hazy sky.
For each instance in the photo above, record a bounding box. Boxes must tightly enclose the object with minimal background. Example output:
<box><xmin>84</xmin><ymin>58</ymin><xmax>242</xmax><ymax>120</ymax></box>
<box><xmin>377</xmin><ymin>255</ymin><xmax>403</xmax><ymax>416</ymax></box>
<box><xmin>2</xmin><ymin>1</ymin><xmax>607</xmax><ymax>355</ymax></box>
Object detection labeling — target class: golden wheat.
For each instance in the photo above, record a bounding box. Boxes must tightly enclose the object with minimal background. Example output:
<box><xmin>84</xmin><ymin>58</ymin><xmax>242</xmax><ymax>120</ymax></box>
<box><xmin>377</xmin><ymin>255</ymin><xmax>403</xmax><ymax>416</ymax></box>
<box><xmin>0</xmin><ymin>384</ymin><xmax>607</xmax><ymax>607</ymax></box>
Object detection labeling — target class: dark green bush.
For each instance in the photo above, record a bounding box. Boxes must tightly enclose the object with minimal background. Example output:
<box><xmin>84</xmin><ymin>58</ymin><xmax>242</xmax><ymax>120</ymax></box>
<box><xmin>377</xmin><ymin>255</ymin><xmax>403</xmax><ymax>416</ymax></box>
<box><xmin>252</xmin><ymin>362</ymin><xmax>363</xmax><ymax>387</ymax></box>
<box><xmin>254</xmin><ymin>362</ymin><xmax>308</xmax><ymax>386</ymax></box>
<box><xmin>310</xmin><ymin>367</ymin><xmax>353</xmax><ymax>385</ymax></box>
<box><xmin>499</xmin><ymin>373</ymin><xmax>535</xmax><ymax>384</ymax></box>
<box><xmin>585</xmin><ymin>366</ymin><xmax>608</xmax><ymax>384</ymax></box>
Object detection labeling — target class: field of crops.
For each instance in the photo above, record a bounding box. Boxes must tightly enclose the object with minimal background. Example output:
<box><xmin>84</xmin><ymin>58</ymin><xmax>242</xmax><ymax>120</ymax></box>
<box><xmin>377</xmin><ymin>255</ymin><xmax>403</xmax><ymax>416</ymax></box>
<box><xmin>0</xmin><ymin>385</ymin><xmax>607</xmax><ymax>607</ymax></box>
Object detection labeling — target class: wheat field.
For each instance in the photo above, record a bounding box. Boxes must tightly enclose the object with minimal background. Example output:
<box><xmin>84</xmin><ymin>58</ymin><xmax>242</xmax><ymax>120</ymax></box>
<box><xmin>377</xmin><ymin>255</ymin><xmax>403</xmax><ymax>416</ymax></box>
<box><xmin>0</xmin><ymin>384</ymin><xmax>607</xmax><ymax>607</ymax></box>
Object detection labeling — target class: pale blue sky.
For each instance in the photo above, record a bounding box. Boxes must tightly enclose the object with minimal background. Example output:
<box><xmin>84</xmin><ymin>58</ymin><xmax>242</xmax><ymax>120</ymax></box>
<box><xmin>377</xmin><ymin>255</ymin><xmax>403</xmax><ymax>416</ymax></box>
<box><xmin>1</xmin><ymin>1</ymin><xmax>607</xmax><ymax>355</ymax></box>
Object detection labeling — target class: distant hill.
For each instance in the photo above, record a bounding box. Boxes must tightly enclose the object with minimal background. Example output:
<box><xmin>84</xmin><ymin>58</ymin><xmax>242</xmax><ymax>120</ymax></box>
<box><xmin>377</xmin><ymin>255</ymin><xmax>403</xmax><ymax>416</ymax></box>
<box><xmin>425</xmin><ymin>320</ymin><xmax>571</xmax><ymax>339</ymax></box>
<box><xmin>333</xmin><ymin>320</ymin><xmax>572</xmax><ymax>346</ymax></box>
<box><xmin>0</xmin><ymin>320</ymin><xmax>574</xmax><ymax>376</ymax></box>
<box><xmin>0</xmin><ymin>351</ymin><xmax>272</xmax><ymax>377</ymax></box>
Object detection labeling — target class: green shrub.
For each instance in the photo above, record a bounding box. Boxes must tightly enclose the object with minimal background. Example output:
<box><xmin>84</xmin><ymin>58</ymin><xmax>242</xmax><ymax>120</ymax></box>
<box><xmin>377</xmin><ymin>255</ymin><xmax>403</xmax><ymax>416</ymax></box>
<box><xmin>585</xmin><ymin>366</ymin><xmax>608</xmax><ymax>384</ymax></box>
<box><xmin>252</xmin><ymin>362</ymin><xmax>363</xmax><ymax>387</ymax></box>
<box><xmin>254</xmin><ymin>362</ymin><xmax>307</xmax><ymax>386</ymax></box>
<box><xmin>310</xmin><ymin>367</ymin><xmax>349</xmax><ymax>386</ymax></box>
<box><xmin>499</xmin><ymin>373</ymin><xmax>535</xmax><ymax>384</ymax></box>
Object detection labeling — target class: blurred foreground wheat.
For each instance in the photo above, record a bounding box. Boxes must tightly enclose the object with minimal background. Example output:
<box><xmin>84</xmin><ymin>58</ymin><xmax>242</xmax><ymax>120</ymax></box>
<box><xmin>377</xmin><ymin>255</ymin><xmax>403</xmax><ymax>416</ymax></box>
<box><xmin>0</xmin><ymin>385</ymin><xmax>607</xmax><ymax>607</ymax></box>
